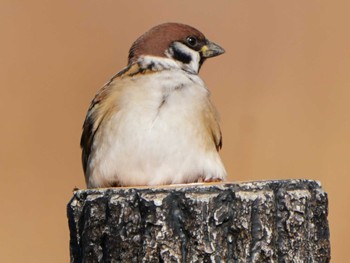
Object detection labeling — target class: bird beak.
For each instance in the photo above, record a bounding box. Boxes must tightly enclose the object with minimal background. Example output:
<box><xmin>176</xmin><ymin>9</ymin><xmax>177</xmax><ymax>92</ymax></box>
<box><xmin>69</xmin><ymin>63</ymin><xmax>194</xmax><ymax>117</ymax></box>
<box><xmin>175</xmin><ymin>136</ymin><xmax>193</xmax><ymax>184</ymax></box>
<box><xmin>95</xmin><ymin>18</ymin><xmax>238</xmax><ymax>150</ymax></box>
<box><xmin>200</xmin><ymin>41</ymin><xmax>225</xmax><ymax>58</ymax></box>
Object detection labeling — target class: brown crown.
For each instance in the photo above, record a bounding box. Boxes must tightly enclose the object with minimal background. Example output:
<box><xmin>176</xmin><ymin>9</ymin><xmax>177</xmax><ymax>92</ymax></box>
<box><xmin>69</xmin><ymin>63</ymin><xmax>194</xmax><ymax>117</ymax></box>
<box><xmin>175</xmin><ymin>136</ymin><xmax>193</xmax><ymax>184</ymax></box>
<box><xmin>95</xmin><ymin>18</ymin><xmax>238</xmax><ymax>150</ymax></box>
<box><xmin>128</xmin><ymin>23</ymin><xmax>206</xmax><ymax>64</ymax></box>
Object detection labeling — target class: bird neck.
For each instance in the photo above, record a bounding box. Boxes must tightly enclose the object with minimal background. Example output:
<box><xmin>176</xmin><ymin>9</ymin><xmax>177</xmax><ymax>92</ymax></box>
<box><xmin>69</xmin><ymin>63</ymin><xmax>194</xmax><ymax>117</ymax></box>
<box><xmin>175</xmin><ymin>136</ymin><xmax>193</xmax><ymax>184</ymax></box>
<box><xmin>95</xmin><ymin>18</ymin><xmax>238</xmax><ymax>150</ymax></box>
<box><xmin>137</xmin><ymin>51</ymin><xmax>200</xmax><ymax>75</ymax></box>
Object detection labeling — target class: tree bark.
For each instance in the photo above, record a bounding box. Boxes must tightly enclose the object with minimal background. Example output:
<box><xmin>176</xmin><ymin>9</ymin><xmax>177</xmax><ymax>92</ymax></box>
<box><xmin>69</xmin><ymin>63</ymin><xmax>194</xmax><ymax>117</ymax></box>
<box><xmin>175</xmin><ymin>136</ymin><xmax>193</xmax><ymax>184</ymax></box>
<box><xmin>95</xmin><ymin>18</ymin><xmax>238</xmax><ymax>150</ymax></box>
<box><xmin>67</xmin><ymin>180</ymin><xmax>330</xmax><ymax>263</ymax></box>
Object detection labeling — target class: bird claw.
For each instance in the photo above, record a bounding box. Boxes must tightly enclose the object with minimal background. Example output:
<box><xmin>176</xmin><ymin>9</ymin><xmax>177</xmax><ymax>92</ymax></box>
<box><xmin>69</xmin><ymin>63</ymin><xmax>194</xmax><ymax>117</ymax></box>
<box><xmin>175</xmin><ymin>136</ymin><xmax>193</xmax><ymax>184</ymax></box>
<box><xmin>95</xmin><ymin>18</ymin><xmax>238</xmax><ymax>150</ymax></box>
<box><xmin>197</xmin><ymin>177</ymin><xmax>223</xmax><ymax>183</ymax></box>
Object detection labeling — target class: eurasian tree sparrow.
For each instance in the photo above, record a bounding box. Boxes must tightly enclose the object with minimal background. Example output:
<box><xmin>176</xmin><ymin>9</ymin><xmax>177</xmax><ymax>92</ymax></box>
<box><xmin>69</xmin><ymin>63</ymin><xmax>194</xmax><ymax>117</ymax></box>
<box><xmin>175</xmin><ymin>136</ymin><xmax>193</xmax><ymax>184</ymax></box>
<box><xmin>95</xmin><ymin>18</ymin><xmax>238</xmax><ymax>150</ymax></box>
<box><xmin>81</xmin><ymin>23</ymin><xmax>227</xmax><ymax>188</ymax></box>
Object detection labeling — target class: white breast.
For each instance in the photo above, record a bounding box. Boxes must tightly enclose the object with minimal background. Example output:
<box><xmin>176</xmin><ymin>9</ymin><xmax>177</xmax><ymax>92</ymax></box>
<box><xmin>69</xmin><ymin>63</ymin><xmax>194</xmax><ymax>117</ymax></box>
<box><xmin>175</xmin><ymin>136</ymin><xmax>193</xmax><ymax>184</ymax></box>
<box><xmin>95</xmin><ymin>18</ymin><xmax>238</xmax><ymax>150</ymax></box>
<box><xmin>87</xmin><ymin>69</ymin><xmax>226</xmax><ymax>187</ymax></box>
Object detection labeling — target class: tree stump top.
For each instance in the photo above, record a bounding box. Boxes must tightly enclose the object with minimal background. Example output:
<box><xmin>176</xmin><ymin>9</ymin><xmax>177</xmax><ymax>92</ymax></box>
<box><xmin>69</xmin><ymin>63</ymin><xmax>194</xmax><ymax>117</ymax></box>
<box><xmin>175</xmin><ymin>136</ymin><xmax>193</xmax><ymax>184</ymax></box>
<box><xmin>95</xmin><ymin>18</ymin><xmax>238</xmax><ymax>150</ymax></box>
<box><xmin>68</xmin><ymin>179</ymin><xmax>330</xmax><ymax>262</ymax></box>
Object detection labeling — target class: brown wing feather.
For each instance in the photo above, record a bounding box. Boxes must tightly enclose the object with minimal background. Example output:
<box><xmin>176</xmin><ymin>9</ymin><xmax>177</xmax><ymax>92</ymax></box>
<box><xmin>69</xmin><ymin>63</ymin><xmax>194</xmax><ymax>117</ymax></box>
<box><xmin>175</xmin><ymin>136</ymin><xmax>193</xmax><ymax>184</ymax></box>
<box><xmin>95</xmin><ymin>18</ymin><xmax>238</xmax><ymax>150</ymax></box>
<box><xmin>80</xmin><ymin>84</ymin><xmax>111</xmax><ymax>174</ymax></box>
<box><xmin>212</xmin><ymin>120</ymin><xmax>223</xmax><ymax>152</ymax></box>
<box><xmin>215</xmin><ymin>130</ymin><xmax>223</xmax><ymax>151</ymax></box>
<box><xmin>206</xmin><ymin>100</ymin><xmax>223</xmax><ymax>152</ymax></box>
<box><xmin>80</xmin><ymin>63</ymin><xmax>143</xmax><ymax>174</ymax></box>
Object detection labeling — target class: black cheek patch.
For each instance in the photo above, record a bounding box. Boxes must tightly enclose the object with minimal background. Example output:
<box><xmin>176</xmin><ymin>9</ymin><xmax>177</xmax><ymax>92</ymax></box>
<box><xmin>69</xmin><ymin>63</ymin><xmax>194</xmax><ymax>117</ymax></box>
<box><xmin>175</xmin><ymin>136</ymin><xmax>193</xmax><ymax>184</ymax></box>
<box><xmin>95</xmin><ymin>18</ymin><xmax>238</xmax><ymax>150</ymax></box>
<box><xmin>171</xmin><ymin>45</ymin><xmax>192</xmax><ymax>64</ymax></box>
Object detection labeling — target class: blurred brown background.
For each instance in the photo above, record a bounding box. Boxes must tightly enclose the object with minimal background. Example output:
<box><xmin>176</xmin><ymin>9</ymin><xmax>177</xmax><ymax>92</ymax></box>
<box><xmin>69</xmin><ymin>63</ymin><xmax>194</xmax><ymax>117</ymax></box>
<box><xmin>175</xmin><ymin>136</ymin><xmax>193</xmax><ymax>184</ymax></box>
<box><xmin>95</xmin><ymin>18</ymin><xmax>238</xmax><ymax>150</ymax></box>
<box><xmin>1</xmin><ymin>0</ymin><xmax>349</xmax><ymax>262</ymax></box>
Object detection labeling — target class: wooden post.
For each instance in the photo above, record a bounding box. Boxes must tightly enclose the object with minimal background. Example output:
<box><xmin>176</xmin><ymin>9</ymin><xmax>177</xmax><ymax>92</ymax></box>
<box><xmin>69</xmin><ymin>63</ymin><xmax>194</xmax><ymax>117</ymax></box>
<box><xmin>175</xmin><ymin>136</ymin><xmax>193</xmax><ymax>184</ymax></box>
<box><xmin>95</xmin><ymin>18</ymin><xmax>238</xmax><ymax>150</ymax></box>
<box><xmin>67</xmin><ymin>180</ymin><xmax>330</xmax><ymax>262</ymax></box>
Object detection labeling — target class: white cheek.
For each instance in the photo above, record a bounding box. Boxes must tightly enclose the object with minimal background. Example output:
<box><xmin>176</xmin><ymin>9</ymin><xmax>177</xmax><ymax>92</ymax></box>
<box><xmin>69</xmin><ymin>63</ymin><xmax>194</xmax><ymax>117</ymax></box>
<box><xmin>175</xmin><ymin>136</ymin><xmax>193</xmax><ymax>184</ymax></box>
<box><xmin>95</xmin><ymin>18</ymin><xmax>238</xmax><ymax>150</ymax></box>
<box><xmin>165</xmin><ymin>42</ymin><xmax>201</xmax><ymax>74</ymax></box>
<box><xmin>187</xmin><ymin>51</ymin><xmax>200</xmax><ymax>73</ymax></box>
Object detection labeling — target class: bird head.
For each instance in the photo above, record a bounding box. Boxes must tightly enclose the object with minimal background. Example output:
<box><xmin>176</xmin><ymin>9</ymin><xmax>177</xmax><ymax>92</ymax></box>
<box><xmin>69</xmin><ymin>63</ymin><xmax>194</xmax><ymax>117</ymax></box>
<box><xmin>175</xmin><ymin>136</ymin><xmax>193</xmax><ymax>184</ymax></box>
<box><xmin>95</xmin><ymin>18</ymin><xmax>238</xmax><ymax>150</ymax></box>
<box><xmin>128</xmin><ymin>23</ymin><xmax>225</xmax><ymax>74</ymax></box>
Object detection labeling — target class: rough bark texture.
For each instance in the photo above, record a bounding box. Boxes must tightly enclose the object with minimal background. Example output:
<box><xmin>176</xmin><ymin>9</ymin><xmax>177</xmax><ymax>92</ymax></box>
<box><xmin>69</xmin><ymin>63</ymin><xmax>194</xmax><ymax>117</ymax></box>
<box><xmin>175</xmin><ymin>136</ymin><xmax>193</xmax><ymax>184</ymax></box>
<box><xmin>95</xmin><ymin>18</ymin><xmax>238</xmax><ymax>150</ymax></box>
<box><xmin>67</xmin><ymin>180</ymin><xmax>330</xmax><ymax>263</ymax></box>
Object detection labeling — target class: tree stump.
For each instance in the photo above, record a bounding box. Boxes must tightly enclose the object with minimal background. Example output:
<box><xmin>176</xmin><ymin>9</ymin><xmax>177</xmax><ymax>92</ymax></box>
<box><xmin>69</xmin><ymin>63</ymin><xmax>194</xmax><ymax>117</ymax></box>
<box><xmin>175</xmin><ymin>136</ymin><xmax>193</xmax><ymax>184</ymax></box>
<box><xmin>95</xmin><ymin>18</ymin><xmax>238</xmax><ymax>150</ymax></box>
<box><xmin>67</xmin><ymin>180</ymin><xmax>330</xmax><ymax>262</ymax></box>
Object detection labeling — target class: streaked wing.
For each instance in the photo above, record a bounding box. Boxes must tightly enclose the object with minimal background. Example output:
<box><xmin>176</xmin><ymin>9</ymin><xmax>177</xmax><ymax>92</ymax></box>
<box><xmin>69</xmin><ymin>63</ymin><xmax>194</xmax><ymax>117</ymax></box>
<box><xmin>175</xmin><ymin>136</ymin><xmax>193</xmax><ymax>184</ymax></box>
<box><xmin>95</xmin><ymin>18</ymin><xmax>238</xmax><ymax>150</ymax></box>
<box><xmin>80</xmin><ymin>63</ymin><xmax>142</xmax><ymax>173</ymax></box>
<box><xmin>205</xmin><ymin>100</ymin><xmax>223</xmax><ymax>152</ymax></box>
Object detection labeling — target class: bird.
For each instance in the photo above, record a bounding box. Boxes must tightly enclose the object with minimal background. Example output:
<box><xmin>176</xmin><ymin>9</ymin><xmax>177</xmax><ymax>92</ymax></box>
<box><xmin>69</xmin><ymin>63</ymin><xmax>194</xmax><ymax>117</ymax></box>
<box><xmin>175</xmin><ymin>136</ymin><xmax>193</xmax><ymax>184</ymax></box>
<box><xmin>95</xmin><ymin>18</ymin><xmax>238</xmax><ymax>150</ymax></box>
<box><xmin>81</xmin><ymin>22</ymin><xmax>227</xmax><ymax>188</ymax></box>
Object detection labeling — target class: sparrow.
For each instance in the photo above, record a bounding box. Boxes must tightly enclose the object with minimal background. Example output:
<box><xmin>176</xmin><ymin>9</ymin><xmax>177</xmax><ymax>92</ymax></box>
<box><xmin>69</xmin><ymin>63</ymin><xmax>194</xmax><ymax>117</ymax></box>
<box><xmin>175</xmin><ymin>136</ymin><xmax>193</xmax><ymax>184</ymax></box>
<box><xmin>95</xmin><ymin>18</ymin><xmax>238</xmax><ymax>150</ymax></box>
<box><xmin>81</xmin><ymin>22</ymin><xmax>227</xmax><ymax>188</ymax></box>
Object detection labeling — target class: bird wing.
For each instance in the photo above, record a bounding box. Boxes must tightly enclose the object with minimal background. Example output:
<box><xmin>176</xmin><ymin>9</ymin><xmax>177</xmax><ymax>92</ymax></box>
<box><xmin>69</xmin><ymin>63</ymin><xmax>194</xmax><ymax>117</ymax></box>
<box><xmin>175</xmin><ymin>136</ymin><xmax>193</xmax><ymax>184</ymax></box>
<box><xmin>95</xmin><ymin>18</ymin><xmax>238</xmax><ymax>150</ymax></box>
<box><xmin>208</xmin><ymin>102</ymin><xmax>223</xmax><ymax>151</ymax></box>
<box><xmin>80</xmin><ymin>63</ymin><xmax>144</xmax><ymax>174</ymax></box>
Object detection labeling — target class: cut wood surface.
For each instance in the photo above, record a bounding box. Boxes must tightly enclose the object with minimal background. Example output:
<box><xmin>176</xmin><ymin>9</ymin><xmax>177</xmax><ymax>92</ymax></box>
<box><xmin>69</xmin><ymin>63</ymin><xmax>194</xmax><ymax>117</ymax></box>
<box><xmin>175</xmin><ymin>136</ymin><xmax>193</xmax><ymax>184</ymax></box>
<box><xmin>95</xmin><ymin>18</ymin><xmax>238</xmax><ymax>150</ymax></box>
<box><xmin>67</xmin><ymin>180</ymin><xmax>330</xmax><ymax>262</ymax></box>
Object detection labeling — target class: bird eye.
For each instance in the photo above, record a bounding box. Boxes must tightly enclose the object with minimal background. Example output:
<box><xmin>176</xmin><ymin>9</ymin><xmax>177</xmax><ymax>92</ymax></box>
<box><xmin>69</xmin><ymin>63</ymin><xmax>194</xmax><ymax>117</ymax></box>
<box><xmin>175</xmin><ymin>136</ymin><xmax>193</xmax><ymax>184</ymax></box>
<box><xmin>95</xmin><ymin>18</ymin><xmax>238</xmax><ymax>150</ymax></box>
<box><xmin>186</xmin><ymin>36</ymin><xmax>197</xmax><ymax>47</ymax></box>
